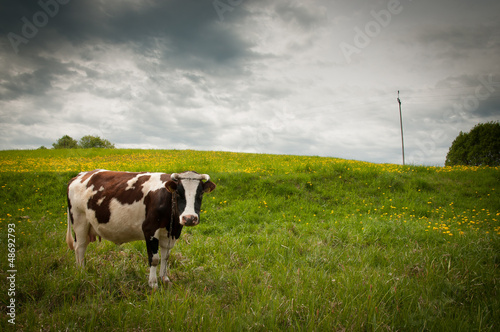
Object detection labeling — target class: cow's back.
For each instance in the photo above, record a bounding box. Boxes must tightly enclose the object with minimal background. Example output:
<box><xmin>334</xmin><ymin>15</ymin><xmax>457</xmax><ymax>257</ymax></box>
<box><xmin>67</xmin><ymin>170</ymin><xmax>170</xmax><ymax>245</ymax></box>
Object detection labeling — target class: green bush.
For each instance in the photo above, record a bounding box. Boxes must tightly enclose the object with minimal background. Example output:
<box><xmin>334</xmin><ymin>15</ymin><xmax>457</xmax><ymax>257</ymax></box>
<box><xmin>78</xmin><ymin>135</ymin><xmax>115</xmax><ymax>149</ymax></box>
<box><xmin>52</xmin><ymin>135</ymin><xmax>115</xmax><ymax>149</ymax></box>
<box><xmin>52</xmin><ymin>135</ymin><xmax>78</xmax><ymax>149</ymax></box>
<box><xmin>446</xmin><ymin>121</ymin><xmax>500</xmax><ymax>166</ymax></box>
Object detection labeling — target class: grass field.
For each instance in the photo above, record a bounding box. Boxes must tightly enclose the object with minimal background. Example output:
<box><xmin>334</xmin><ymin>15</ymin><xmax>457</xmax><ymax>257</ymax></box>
<box><xmin>1</xmin><ymin>149</ymin><xmax>499</xmax><ymax>331</ymax></box>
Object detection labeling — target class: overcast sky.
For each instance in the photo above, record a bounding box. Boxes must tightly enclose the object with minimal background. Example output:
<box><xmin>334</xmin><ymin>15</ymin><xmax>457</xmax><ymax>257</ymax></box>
<box><xmin>1</xmin><ymin>0</ymin><xmax>499</xmax><ymax>165</ymax></box>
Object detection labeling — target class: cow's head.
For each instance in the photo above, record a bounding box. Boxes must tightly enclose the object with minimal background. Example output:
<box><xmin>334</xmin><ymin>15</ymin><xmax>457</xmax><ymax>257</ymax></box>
<box><xmin>165</xmin><ymin>171</ymin><xmax>216</xmax><ymax>226</ymax></box>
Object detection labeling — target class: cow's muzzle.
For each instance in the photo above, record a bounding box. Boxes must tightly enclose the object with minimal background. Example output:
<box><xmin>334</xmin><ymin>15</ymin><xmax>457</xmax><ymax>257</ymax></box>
<box><xmin>181</xmin><ymin>214</ymin><xmax>199</xmax><ymax>226</ymax></box>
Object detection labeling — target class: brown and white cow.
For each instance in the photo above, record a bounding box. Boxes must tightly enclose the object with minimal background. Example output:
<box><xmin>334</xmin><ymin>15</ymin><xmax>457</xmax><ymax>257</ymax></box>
<box><xmin>66</xmin><ymin>170</ymin><xmax>216</xmax><ymax>288</ymax></box>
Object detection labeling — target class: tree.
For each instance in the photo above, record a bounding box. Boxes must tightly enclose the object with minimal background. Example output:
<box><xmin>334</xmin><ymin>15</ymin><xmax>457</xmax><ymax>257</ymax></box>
<box><xmin>445</xmin><ymin>122</ymin><xmax>500</xmax><ymax>166</ymax></box>
<box><xmin>52</xmin><ymin>135</ymin><xmax>78</xmax><ymax>149</ymax></box>
<box><xmin>78</xmin><ymin>135</ymin><xmax>115</xmax><ymax>149</ymax></box>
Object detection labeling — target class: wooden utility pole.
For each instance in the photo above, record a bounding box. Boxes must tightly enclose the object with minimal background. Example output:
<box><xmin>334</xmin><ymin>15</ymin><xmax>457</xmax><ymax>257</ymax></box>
<box><xmin>397</xmin><ymin>90</ymin><xmax>405</xmax><ymax>165</ymax></box>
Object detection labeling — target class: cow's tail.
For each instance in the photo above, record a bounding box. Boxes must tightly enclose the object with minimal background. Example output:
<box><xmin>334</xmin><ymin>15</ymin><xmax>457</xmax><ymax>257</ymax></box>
<box><xmin>66</xmin><ymin>207</ymin><xmax>75</xmax><ymax>251</ymax></box>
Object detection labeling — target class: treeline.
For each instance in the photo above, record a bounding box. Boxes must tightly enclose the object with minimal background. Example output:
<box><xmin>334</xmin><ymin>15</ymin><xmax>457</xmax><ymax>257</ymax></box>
<box><xmin>51</xmin><ymin>135</ymin><xmax>115</xmax><ymax>149</ymax></box>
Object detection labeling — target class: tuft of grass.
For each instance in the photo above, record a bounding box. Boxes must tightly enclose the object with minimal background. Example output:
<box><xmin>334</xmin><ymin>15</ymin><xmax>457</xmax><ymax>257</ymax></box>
<box><xmin>0</xmin><ymin>149</ymin><xmax>499</xmax><ymax>331</ymax></box>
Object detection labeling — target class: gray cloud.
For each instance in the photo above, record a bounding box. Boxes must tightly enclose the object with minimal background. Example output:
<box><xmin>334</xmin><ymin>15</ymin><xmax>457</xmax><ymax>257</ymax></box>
<box><xmin>274</xmin><ymin>1</ymin><xmax>328</xmax><ymax>30</ymax></box>
<box><xmin>1</xmin><ymin>0</ymin><xmax>499</xmax><ymax>165</ymax></box>
<box><xmin>415</xmin><ymin>22</ymin><xmax>500</xmax><ymax>64</ymax></box>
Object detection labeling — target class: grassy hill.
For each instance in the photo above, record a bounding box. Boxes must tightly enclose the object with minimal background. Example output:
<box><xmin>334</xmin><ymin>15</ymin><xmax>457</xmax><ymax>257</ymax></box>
<box><xmin>1</xmin><ymin>149</ymin><xmax>499</xmax><ymax>331</ymax></box>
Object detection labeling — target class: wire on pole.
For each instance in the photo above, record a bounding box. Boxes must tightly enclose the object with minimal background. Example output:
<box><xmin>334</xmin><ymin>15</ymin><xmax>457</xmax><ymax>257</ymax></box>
<box><xmin>397</xmin><ymin>90</ymin><xmax>405</xmax><ymax>165</ymax></box>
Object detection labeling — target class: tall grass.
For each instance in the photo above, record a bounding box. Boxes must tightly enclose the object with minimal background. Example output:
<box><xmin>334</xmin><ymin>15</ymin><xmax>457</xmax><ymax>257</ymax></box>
<box><xmin>0</xmin><ymin>149</ymin><xmax>499</xmax><ymax>331</ymax></box>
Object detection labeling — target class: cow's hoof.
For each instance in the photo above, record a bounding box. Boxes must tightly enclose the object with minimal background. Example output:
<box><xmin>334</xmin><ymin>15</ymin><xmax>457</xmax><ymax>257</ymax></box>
<box><xmin>161</xmin><ymin>276</ymin><xmax>171</xmax><ymax>284</ymax></box>
<box><xmin>149</xmin><ymin>281</ymin><xmax>158</xmax><ymax>289</ymax></box>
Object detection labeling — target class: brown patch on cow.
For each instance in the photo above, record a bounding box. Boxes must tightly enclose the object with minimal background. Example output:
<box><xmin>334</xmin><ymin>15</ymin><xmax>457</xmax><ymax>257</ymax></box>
<box><xmin>144</xmin><ymin>187</ymin><xmax>170</xmax><ymax>230</ymax></box>
<box><xmin>86</xmin><ymin>172</ymin><xmax>151</xmax><ymax>224</ymax></box>
<box><xmin>143</xmin><ymin>186</ymin><xmax>183</xmax><ymax>239</ymax></box>
<box><xmin>79</xmin><ymin>169</ymin><xmax>101</xmax><ymax>183</ymax></box>
<box><xmin>160</xmin><ymin>173</ymin><xmax>171</xmax><ymax>183</ymax></box>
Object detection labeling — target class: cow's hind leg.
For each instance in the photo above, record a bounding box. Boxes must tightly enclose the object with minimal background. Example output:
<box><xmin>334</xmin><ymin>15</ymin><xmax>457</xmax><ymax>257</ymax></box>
<box><xmin>72</xmin><ymin>214</ymin><xmax>91</xmax><ymax>266</ymax></box>
<box><xmin>159</xmin><ymin>230</ymin><xmax>176</xmax><ymax>284</ymax></box>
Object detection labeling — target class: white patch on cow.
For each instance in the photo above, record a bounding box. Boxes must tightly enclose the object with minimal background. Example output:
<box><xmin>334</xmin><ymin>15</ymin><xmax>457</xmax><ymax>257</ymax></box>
<box><xmin>99</xmin><ymin>186</ymin><xmax>104</xmax><ymax>191</ymax></box>
<box><xmin>96</xmin><ymin>197</ymin><xmax>105</xmax><ymax>206</ymax></box>
<box><xmin>179</xmin><ymin>179</ymin><xmax>200</xmax><ymax>224</ymax></box>
<box><xmin>92</xmin><ymin>198</ymin><xmax>146</xmax><ymax>244</ymax></box>
<box><xmin>154</xmin><ymin>229</ymin><xmax>162</xmax><ymax>239</ymax></box>
<box><xmin>125</xmin><ymin>175</ymin><xmax>141</xmax><ymax>191</ymax></box>
<box><xmin>152</xmin><ymin>253</ymin><xmax>159</xmax><ymax>266</ymax></box>
<box><xmin>149</xmin><ymin>265</ymin><xmax>158</xmax><ymax>289</ymax></box>
<box><xmin>141</xmin><ymin>173</ymin><xmax>167</xmax><ymax>195</ymax></box>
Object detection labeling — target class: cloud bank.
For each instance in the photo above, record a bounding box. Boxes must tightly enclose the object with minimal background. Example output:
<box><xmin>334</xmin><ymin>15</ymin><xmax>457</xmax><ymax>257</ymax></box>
<box><xmin>1</xmin><ymin>0</ymin><xmax>499</xmax><ymax>165</ymax></box>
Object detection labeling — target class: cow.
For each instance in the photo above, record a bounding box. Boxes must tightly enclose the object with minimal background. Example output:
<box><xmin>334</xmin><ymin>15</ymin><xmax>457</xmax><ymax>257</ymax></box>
<box><xmin>66</xmin><ymin>170</ymin><xmax>216</xmax><ymax>288</ymax></box>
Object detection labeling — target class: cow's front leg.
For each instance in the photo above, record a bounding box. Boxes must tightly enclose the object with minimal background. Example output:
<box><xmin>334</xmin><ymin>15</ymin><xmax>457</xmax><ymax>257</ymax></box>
<box><xmin>145</xmin><ymin>231</ymin><xmax>160</xmax><ymax>289</ymax></box>
<box><xmin>159</xmin><ymin>229</ymin><xmax>176</xmax><ymax>283</ymax></box>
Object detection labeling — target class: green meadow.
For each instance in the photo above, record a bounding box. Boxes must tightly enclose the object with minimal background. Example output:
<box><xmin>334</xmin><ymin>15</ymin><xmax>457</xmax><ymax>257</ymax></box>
<box><xmin>1</xmin><ymin>149</ymin><xmax>499</xmax><ymax>331</ymax></box>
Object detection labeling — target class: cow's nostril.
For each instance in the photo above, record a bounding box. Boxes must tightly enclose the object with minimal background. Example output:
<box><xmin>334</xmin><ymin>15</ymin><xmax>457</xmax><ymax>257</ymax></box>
<box><xmin>182</xmin><ymin>215</ymin><xmax>199</xmax><ymax>226</ymax></box>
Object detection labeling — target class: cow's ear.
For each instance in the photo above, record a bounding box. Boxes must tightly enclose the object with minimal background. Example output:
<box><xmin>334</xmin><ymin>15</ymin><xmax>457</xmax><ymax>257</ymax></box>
<box><xmin>203</xmin><ymin>180</ymin><xmax>216</xmax><ymax>193</ymax></box>
<box><xmin>165</xmin><ymin>180</ymin><xmax>177</xmax><ymax>193</ymax></box>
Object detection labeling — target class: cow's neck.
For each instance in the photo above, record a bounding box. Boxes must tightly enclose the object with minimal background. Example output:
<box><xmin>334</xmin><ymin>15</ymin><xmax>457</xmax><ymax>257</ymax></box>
<box><xmin>169</xmin><ymin>192</ymin><xmax>183</xmax><ymax>239</ymax></box>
